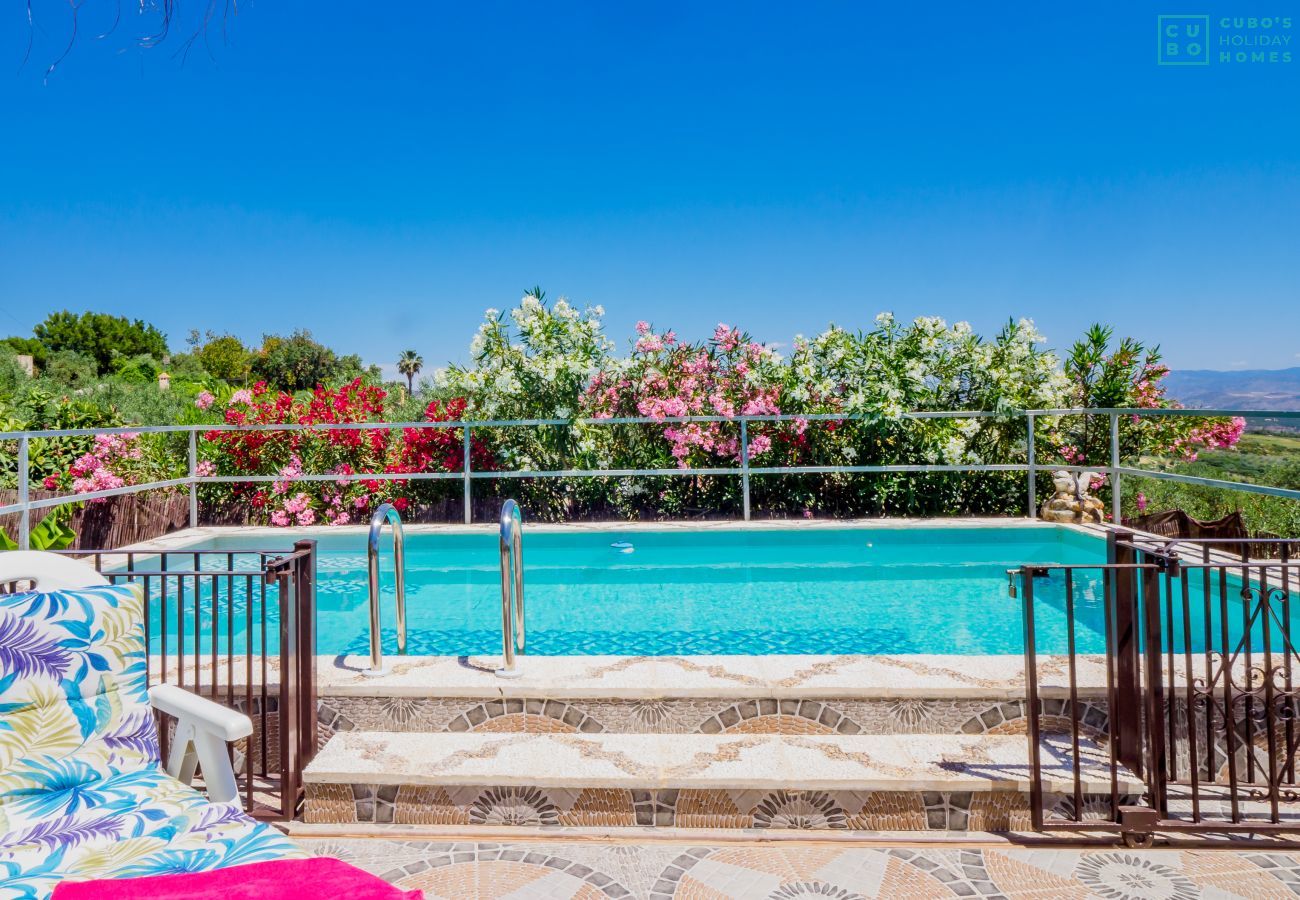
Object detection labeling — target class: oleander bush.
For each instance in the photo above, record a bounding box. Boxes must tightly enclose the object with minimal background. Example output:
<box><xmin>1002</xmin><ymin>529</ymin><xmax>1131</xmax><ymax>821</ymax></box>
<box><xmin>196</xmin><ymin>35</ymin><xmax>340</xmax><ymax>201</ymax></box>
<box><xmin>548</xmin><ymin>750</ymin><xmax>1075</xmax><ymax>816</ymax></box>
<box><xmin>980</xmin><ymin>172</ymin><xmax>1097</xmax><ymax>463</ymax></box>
<box><xmin>3</xmin><ymin>293</ymin><xmax>1250</xmax><ymax>527</ymax></box>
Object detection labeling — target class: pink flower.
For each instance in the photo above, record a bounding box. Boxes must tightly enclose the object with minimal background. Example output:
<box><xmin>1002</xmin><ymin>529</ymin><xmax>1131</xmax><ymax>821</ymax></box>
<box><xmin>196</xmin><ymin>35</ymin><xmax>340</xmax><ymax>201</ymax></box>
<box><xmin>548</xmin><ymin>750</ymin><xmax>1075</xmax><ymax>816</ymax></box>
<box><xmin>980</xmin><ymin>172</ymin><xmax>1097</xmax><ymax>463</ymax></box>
<box><xmin>296</xmin><ymin>508</ymin><xmax>316</xmax><ymax>526</ymax></box>
<box><xmin>712</xmin><ymin>323</ymin><xmax>742</xmax><ymax>352</ymax></box>
<box><xmin>195</xmin><ymin>460</ymin><xmax>216</xmax><ymax>477</ymax></box>
<box><xmin>270</xmin><ymin>510</ymin><xmax>290</xmax><ymax>527</ymax></box>
<box><xmin>803</xmin><ymin>509</ymin><xmax>813</xmax><ymax>519</ymax></box>
<box><xmin>746</xmin><ymin>434</ymin><xmax>772</xmax><ymax>459</ymax></box>
<box><xmin>635</xmin><ymin>320</ymin><xmax>651</xmax><ymax>335</ymax></box>
<box><xmin>1136</xmin><ymin>492</ymin><xmax>1149</xmax><ymax>513</ymax></box>
<box><xmin>42</xmin><ymin>475</ymin><xmax>59</xmax><ymax>490</ymax></box>
<box><xmin>230</xmin><ymin>389</ymin><xmax>254</xmax><ymax>405</ymax></box>
<box><xmin>194</xmin><ymin>391</ymin><xmax>215</xmax><ymax>410</ymax></box>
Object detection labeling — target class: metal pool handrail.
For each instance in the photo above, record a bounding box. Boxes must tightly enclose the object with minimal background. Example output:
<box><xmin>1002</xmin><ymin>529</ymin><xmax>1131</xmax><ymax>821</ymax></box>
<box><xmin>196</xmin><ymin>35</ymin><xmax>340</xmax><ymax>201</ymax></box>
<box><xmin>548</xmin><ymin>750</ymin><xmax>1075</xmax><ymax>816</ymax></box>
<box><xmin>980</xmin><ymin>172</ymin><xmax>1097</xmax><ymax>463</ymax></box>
<box><xmin>365</xmin><ymin>503</ymin><xmax>407</xmax><ymax>675</ymax></box>
<box><xmin>496</xmin><ymin>498</ymin><xmax>525</xmax><ymax>678</ymax></box>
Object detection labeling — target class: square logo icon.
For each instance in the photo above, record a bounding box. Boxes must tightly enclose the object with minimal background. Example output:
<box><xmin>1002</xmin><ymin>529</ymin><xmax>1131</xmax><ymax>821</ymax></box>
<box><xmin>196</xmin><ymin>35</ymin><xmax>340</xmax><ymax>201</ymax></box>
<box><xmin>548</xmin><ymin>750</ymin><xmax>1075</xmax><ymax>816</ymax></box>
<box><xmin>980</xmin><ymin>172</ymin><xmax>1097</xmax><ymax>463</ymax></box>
<box><xmin>1158</xmin><ymin>15</ymin><xmax>1210</xmax><ymax>65</ymax></box>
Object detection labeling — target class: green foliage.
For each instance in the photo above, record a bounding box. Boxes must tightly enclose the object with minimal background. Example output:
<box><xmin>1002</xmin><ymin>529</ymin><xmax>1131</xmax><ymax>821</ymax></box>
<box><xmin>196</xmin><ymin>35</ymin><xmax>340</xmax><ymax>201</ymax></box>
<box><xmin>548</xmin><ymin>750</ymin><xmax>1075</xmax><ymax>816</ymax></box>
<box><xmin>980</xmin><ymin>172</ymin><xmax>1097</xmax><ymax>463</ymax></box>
<box><xmin>0</xmin><ymin>388</ymin><xmax>122</xmax><ymax>488</ymax></box>
<box><xmin>33</xmin><ymin>311</ymin><xmax>168</xmax><ymax>375</ymax></box>
<box><xmin>43</xmin><ymin>350</ymin><xmax>98</xmax><ymax>388</ymax></box>
<box><xmin>188</xmin><ymin>330</ymin><xmax>252</xmax><ymax>384</ymax></box>
<box><xmin>251</xmin><ymin>329</ymin><xmax>373</xmax><ymax>392</ymax></box>
<box><xmin>1066</xmin><ymin>324</ymin><xmax>1156</xmax><ymax>409</ymax></box>
<box><xmin>0</xmin><ymin>347</ymin><xmax>32</xmax><ymax>396</ymax></box>
<box><xmin>0</xmin><ymin>506</ymin><xmax>77</xmax><ymax>551</ymax></box>
<box><xmin>1</xmin><ymin>337</ymin><xmax>47</xmax><ymax>368</ymax></box>
<box><xmin>1125</xmin><ymin>433</ymin><xmax>1300</xmax><ymax>537</ymax></box>
<box><xmin>110</xmin><ymin>354</ymin><xmax>161</xmax><ymax>384</ymax></box>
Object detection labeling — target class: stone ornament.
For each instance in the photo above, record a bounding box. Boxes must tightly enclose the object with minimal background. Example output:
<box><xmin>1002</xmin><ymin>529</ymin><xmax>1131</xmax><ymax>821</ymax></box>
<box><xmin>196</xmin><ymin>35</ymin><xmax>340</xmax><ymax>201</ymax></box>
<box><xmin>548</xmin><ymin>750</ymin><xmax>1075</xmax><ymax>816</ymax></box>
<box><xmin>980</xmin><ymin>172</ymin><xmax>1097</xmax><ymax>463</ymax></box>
<box><xmin>1040</xmin><ymin>470</ymin><xmax>1105</xmax><ymax>524</ymax></box>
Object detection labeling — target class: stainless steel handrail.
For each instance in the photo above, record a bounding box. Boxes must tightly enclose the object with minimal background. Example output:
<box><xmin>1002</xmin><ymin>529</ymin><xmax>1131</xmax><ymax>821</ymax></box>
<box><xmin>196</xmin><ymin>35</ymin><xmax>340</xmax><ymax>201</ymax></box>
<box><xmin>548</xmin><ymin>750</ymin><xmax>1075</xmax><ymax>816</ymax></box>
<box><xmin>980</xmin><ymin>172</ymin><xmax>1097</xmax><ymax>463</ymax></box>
<box><xmin>495</xmin><ymin>499</ymin><xmax>525</xmax><ymax>678</ymax></box>
<box><xmin>365</xmin><ymin>503</ymin><xmax>406</xmax><ymax>675</ymax></box>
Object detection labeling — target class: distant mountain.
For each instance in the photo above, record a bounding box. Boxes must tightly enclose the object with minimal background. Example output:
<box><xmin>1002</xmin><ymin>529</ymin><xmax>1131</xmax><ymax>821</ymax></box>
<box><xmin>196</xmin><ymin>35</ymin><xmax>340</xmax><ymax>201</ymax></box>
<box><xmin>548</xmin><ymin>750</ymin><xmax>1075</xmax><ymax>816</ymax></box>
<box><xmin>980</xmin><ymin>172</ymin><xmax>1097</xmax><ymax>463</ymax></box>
<box><xmin>1164</xmin><ymin>367</ymin><xmax>1300</xmax><ymax>412</ymax></box>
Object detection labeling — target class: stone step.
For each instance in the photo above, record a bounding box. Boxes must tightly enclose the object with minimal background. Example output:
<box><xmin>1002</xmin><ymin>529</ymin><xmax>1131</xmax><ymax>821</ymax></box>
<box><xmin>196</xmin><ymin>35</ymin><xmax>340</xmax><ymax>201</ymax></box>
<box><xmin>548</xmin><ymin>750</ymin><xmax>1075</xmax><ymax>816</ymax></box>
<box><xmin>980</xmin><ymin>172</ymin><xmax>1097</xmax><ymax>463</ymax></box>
<box><xmin>314</xmin><ymin>653</ymin><xmax>1111</xmax><ymax>739</ymax></box>
<box><xmin>303</xmin><ymin>731</ymin><xmax>1140</xmax><ymax>832</ymax></box>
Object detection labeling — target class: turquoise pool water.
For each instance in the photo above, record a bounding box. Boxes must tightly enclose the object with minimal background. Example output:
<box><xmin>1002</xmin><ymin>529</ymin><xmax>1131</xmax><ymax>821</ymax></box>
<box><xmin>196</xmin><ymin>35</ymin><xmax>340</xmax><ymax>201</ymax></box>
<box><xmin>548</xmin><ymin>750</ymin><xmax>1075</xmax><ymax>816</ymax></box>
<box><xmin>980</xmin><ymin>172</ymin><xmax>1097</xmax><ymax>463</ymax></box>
<box><xmin>149</xmin><ymin>525</ymin><xmax>1113</xmax><ymax>656</ymax></box>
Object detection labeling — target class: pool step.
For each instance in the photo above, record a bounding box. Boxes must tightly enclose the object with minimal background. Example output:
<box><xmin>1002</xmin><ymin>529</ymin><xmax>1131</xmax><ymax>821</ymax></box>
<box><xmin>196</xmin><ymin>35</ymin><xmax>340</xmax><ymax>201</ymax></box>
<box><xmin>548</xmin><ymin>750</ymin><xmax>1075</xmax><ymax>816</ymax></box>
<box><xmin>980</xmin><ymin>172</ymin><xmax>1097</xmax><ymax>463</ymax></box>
<box><xmin>314</xmin><ymin>653</ymin><xmax>1111</xmax><ymax>739</ymax></box>
<box><xmin>302</xmin><ymin>731</ymin><xmax>1139</xmax><ymax>832</ymax></box>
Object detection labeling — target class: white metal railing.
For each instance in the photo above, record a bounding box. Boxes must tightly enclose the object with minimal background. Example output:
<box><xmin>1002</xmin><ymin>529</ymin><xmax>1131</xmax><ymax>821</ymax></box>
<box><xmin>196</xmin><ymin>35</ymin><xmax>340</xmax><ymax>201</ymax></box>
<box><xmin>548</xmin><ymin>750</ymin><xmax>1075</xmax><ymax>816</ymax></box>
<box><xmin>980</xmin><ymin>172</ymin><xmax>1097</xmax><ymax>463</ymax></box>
<box><xmin>3</xmin><ymin>408</ymin><xmax>1300</xmax><ymax>547</ymax></box>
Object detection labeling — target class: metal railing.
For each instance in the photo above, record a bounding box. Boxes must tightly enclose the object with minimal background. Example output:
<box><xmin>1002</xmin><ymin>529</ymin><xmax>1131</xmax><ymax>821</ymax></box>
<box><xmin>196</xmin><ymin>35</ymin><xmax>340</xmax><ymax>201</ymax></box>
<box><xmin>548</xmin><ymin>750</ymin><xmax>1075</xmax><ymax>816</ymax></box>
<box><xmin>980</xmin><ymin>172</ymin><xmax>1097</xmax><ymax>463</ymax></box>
<box><xmin>364</xmin><ymin>502</ymin><xmax>407</xmax><ymax>676</ymax></box>
<box><xmin>496</xmin><ymin>498</ymin><xmax>525</xmax><ymax>678</ymax></box>
<box><xmin>1021</xmin><ymin>532</ymin><xmax>1300</xmax><ymax>844</ymax></box>
<box><xmin>3</xmin><ymin>408</ymin><xmax>1300</xmax><ymax>542</ymax></box>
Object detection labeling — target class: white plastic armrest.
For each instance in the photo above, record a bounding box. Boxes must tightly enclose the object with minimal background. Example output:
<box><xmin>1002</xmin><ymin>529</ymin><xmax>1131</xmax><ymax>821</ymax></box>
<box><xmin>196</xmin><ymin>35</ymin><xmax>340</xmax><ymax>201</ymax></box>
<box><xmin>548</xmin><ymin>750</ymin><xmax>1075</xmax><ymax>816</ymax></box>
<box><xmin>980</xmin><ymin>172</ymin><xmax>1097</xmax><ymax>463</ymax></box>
<box><xmin>0</xmin><ymin>550</ymin><xmax>108</xmax><ymax>590</ymax></box>
<box><xmin>150</xmin><ymin>683</ymin><xmax>253</xmax><ymax>805</ymax></box>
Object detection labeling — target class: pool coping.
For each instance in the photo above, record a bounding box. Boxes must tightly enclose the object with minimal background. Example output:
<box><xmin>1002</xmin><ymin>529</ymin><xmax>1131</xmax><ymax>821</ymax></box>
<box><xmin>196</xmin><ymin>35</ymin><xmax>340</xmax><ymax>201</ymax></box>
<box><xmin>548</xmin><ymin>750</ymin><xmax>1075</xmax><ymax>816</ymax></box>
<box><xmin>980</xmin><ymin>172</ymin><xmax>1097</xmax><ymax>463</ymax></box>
<box><xmin>119</xmin><ymin>516</ymin><xmax>1098</xmax><ymax>552</ymax></box>
<box><xmin>151</xmin><ymin>652</ymin><xmax>1111</xmax><ymax>700</ymax></box>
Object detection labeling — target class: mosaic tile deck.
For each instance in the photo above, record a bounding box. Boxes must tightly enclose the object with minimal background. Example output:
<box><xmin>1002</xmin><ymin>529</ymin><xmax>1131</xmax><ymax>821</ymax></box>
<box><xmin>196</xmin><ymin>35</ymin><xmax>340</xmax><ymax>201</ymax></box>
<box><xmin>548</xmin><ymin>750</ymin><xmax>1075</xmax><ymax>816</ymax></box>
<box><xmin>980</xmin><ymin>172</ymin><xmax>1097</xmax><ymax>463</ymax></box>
<box><xmin>292</xmin><ymin>836</ymin><xmax>1300</xmax><ymax>899</ymax></box>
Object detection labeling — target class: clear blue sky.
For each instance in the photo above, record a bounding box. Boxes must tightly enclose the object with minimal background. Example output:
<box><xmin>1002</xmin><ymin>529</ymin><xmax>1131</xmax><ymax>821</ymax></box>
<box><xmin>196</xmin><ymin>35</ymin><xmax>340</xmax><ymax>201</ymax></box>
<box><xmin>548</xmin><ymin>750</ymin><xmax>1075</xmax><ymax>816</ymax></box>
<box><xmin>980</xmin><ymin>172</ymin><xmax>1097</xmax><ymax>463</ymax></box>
<box><xmin>2</xmin><ymin>2</ymin><xmax>1297</xmax><ymax>375</ymax></box>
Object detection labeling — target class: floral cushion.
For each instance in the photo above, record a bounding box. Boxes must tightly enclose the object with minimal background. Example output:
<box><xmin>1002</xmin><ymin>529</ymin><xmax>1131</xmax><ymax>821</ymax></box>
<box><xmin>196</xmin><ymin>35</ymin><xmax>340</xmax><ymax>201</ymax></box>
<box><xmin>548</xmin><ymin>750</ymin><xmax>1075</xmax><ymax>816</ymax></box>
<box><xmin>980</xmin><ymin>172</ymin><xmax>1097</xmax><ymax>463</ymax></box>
<box><xmin>0</xmin><ymin>584</ymin><xmax>301</xmax><ymax>899</ymax></box>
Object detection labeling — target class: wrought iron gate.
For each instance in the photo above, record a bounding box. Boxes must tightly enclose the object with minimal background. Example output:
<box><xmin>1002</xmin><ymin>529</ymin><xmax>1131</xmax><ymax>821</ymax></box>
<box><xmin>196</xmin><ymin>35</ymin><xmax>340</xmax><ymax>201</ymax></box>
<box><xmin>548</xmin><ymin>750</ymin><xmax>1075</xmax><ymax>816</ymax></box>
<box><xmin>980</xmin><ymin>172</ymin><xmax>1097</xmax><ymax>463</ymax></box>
<box><xmin>1020</xmin><ymin>530</ymin><xmax>1300</xmax><ymax>843</ymax></box>
<box><xmin>64</xmin><ymin>542</ymin><xmax>318</xmax><ymax>820</ymax></box>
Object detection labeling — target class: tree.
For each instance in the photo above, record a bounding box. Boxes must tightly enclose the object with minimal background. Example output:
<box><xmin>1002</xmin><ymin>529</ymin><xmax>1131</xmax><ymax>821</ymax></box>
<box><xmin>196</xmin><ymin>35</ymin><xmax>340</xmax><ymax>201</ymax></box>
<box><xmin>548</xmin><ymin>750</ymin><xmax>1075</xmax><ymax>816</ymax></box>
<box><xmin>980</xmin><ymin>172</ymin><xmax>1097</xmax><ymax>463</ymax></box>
<box><xmin>33</xmin><ymin>311</ymin><xmax>168</xmax><ymax>375</ymax></box>
<box><xmin>1</xmin><ymin>337</ymin><xmax>47</xmax><ymax>369</ymax></box>
<box><xmin>44</xmin><ymin>350</ymin><xmax>98</xmax><ymax>388</ymax></box>
<box><xmin>188</xmin><ymin>330</ymin><xmax>253</xmax><ymax>384</ymax></box>
<box><xmin>251</xmin><ymin>330</ymin><xmax>360</xmax><ymax>392</ymax></box>
<box><xmin>396</xmin><ymin>350</ymin><xmax>424</xmax><ymax>394</ymax></box>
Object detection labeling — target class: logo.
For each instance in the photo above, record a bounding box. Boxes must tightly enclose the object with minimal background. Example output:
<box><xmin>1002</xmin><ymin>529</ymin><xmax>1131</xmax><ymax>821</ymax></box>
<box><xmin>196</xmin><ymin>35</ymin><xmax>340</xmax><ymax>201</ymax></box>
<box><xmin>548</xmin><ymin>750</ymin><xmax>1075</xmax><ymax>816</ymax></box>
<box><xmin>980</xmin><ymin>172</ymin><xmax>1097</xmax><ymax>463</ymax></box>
<box><xmin>1157</xmin><ymin>15</ymin><xmax>1294</xmax><ymax>65</ymax></box>
<box><xmin>1158</xmin><ymin>15</ymin><xmax>1210</xmax><ymax>64</ymax></box>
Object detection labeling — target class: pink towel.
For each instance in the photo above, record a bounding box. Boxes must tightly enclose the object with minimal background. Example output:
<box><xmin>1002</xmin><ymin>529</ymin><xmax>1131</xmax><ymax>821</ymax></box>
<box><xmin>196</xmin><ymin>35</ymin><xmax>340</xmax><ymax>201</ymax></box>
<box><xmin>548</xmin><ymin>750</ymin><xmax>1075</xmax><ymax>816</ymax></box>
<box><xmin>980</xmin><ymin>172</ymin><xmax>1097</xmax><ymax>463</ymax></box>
<box><xmin>52</xmin><ymin>857</ymin><xmax>423</xmax><ymax>900</ymax></box>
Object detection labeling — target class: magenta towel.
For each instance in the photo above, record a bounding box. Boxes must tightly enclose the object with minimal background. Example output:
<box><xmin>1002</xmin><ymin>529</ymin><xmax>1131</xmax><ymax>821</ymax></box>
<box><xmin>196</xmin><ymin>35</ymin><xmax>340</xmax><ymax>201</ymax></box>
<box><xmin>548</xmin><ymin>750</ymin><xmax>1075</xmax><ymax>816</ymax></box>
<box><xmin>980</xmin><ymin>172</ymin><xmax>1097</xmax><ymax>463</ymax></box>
<box><xmin>52</xmin><ymin>857</ymin><xmax>423</xmax><ymax>900</ymax></box>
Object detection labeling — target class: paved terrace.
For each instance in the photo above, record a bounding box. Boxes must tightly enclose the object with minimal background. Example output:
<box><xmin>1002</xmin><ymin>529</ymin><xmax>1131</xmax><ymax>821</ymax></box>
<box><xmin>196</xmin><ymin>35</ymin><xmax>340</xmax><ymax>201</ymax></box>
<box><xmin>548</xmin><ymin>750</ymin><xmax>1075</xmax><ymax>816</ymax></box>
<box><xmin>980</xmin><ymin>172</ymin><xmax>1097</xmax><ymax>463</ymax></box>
<box><xmin>286</xmin><ymin>834</ymin><xmax>1300</xmax><ymax>898</ymax></box>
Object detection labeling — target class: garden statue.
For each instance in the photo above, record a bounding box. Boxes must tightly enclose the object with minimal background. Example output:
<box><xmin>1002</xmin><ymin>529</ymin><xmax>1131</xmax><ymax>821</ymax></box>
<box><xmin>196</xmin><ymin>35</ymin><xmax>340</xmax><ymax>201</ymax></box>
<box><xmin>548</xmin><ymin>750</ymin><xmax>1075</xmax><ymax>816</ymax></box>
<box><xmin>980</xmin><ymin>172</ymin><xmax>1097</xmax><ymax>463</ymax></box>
<box><xmin>1040</xmin><ymin>470</ymin><xmax>1105</xmax><ymax>524</ymax></box>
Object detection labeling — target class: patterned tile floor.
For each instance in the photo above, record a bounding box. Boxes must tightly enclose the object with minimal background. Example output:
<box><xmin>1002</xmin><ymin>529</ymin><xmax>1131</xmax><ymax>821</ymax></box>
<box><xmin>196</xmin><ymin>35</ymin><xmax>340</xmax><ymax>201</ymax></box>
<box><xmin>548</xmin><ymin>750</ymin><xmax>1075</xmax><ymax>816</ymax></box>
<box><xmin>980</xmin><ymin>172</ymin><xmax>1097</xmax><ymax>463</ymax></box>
<box><xmin>293</xmin><ymin>836</ymin><xmax>1300</xmax><ymax>898</ymax></box>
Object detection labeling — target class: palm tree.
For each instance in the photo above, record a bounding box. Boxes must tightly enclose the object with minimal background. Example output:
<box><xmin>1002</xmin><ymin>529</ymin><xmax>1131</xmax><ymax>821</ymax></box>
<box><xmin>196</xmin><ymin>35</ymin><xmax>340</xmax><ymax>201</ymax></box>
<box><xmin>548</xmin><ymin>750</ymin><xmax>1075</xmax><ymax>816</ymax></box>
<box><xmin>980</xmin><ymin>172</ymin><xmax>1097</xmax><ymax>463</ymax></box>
<box><xmin>396</xmin><ymin>350</ymin><xmax>423</xmax><ymax>395</ymax></box>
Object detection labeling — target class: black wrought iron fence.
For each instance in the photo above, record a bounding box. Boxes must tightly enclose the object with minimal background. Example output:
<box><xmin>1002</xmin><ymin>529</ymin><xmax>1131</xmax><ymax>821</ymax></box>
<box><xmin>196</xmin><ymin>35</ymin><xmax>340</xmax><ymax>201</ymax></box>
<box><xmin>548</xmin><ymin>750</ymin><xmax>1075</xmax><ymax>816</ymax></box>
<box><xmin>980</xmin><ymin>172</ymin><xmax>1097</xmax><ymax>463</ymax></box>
<box><xmin>1021</xmin><ymin>531</ymin><xmax>1300</xmax><ymax>844</ymax></box>
<box><xmin>60</xmin><ymin>541</ymin><xmax>318</xmax><ymax>820</ymax></box>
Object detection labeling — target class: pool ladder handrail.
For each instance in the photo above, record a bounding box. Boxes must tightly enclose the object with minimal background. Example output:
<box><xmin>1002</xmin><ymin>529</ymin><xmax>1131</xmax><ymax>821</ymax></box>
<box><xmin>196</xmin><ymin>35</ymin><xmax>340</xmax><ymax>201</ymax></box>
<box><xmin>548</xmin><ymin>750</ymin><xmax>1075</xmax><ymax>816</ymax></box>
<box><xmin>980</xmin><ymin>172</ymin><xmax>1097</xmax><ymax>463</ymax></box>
<box><xmin>365</xmin><ymin>503</ymin><xmax>406</xmax><ymax>676</ymax></box>
<box><xmin>496</xmin><ymin>498</ymin><xmax>525</xmax><ymax>678</ymax></box>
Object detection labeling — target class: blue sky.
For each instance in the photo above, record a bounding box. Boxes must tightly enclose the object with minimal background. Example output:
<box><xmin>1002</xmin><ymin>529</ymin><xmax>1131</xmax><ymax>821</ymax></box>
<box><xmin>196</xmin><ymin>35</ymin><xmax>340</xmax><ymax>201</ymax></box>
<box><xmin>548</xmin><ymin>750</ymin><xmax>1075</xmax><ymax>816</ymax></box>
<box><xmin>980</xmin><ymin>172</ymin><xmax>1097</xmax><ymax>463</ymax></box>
<box><xmin>2</xmin><ymin>2</ymin><xmax>1297</xmax><ymax>375</ymax></box>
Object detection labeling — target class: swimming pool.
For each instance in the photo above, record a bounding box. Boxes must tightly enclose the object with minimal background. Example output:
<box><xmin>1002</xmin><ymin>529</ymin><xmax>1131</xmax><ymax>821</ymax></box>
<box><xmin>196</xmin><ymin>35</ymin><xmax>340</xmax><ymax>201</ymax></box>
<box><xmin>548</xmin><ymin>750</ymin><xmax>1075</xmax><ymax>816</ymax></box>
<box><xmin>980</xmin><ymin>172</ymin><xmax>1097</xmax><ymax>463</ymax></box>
<box><xmin>145</xmin><ymin>524</ymin><xmax>1113</xmax><ymax>656</ymax></box>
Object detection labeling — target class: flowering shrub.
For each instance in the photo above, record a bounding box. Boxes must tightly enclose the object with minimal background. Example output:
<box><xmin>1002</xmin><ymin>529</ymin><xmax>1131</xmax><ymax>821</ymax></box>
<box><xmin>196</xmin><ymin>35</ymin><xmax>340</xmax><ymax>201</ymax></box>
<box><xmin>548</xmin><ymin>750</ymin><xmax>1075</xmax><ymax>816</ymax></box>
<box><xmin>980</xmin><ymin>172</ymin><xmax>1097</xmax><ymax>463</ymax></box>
<box><xmin>583</xmin><ymin>322</ymin><xmax>792</xmax><ymax>467</ymax></box>
<box><xmin>1054</xmin><ymin>325</ymin><xmax>1245</xmax><ymax>468</ymax></box>
<box><xmin>182</xmin><ymin>297</ymin><xmax>1246</xmax><ymax>524</ymax></box>
<box><xmin>438</xmin><ymin>294</ymin><xmax>611</xmax><ymax>424</ymax></box>
<box><xmin>42</xmin><ymin>431</ymin><xmax>177</xmax><ymax>502</ymax></box>
<box><xmin>393</xmin><ymin>398</ymin><xmax>496</xmax><ymax>474</ymax></box>
<box><xmin>198</xmin><ymin>380</ymin><xmax>492</xmax><ymax>526</ymax></box>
